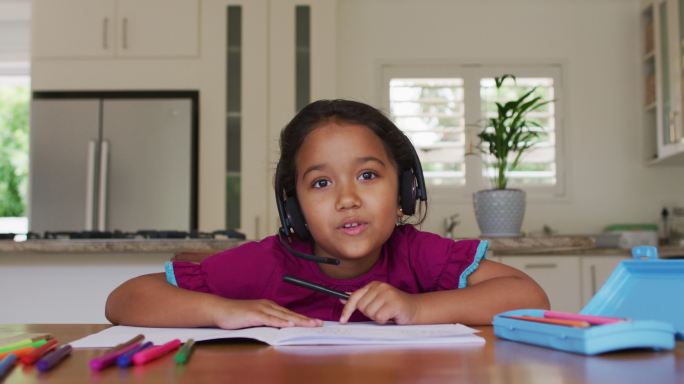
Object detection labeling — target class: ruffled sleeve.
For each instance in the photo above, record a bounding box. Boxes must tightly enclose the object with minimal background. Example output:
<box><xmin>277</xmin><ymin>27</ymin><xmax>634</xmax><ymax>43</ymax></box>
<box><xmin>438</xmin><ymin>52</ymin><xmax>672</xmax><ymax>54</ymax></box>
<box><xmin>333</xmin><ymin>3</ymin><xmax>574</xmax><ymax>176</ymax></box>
<box><xmin>165</xmin><ymin>260</ymin><xmax>211</xmax><ymax>293</ymax></box>
<box><xmin>163</xmin><ymin>236</ymin><xmax>283</xmax><ymax>299</ymax></box>
<box><xmin>397</xmin><ymin>225</ymin><xmax>488</xmax><ymax>291</ymax></box>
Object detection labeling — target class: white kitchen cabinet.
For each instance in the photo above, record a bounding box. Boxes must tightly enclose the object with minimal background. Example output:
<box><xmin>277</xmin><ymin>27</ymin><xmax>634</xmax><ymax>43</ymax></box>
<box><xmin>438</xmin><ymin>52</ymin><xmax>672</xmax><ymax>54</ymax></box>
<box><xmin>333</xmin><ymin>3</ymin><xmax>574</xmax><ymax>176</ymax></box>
<box><xmin>497</xmin><ymin>255</ymin><xmax>583</xmax><ymax>312</ymax></box>
<box><xmin>580</xmin><ymin>255</ymin><xmax>628</xmax><ymax>306</ymax></box>
<box><xmin>32</xmin><ymin>0</ymin><xmax>199</xmax><ymax>59</ymax></box>
<box><xmin>641</xmin><ymin>0</ymin><xmax>684</xmax><ymax>165</ymax></box>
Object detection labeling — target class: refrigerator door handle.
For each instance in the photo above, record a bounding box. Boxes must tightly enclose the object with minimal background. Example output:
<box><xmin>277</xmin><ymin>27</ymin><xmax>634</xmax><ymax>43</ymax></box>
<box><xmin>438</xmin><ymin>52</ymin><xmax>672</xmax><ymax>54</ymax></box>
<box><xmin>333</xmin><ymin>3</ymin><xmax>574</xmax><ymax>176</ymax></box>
<box><xmin>85</xmin><ymin>140</ymin><xmax>98</xmax><ymax>230</ymax></box>
<box><xmin>98</xmin><ymin>140</ymin><xmax>110</xmax><ymax>231</ymax></box>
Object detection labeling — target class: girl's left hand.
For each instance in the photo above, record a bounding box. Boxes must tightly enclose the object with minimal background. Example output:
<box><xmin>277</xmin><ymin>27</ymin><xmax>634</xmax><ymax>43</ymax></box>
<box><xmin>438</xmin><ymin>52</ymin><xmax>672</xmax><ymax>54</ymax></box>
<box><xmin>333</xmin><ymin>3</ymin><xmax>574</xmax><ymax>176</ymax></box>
<box><xmin>339</xmin><ymin>281</ymin><xmax>418</xmax><ymax>325</ymax></box>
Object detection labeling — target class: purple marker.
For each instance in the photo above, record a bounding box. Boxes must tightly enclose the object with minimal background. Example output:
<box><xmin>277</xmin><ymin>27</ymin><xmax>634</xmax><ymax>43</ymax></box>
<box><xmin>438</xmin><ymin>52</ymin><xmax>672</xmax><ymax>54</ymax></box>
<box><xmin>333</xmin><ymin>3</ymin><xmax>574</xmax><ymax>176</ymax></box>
<box><xmin>36</xmin><ymin>344</ymin><xmax>72</xmax><ymax>372</ymax></box>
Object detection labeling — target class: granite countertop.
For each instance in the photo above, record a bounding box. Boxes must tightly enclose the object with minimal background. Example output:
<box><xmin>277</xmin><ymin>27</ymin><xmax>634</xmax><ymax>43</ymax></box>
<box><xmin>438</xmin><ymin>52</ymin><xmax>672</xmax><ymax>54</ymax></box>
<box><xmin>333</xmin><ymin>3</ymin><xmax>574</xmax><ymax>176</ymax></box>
<box><xmin>2</xmin><ymin>235</ymin><xmax>683</xmax><ymax>258</ymax></box>
<box><xmin>0</xmin><ymin>238</ymin><xmax>242</xmax><ymax>254</ymax></box>
<box><xmin>485</xmin><ymin>235</ymin><xmax>684</xmax><ymax>258</ymax></box>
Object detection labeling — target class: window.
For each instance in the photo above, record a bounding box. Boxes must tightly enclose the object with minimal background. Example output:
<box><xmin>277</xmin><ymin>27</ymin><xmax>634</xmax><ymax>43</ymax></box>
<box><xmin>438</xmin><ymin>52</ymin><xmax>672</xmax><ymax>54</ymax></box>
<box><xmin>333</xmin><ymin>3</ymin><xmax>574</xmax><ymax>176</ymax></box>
<box><xmin>384</xmin><ymin>65</ymin><xmax>563</xmax><ymax>200</ymax></box>
<box><xmin>389</xmin><ymin>78</ymin><xmax>466</xmax><ymax>186</ymax></box>
<box><xmin>0</xmin><ymin>0</ymin><xmax>31</xmax><ymax>235</ymax></box>
<box><xmin>0</xmin><ymin>73</ymin><xmax>30</xmax><ymax>235</ymax></box>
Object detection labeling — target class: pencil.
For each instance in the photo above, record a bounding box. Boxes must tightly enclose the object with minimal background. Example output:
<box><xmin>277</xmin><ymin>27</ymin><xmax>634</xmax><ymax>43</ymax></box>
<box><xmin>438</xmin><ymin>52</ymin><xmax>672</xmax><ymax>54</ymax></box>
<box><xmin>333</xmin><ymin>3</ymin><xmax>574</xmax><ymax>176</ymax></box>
<box><xmin>109</xmin><ymin>334</ymin><xmax>145</xmax><ymax>353</ymax></box>
<box><xmin>504</xmin><ymin>315</ymin><xmax>591</xmax><ymax>328</ymax></box>
<box><xmin>283</xmin><ymin>275</ymin><xmax>350</xmax><ymax>300</ymax></box>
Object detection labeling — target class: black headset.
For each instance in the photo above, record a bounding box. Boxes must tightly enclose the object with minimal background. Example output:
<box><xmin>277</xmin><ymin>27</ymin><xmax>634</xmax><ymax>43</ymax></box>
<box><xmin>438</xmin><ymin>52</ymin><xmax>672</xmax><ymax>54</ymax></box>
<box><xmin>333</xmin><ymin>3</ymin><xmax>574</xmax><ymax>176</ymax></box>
<box><xmin>275</xmin><ymin>136</ymin><xmax>427</xmax><ymax>264</ymax></box>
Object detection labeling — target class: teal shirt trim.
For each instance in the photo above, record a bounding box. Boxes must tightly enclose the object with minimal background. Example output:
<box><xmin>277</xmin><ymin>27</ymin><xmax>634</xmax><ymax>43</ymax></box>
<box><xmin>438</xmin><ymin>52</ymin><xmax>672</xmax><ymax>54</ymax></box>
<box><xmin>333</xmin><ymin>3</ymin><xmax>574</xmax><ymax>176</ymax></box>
<box><xmin>458</xmin><ymin>240</ymin><xmax>488</xmax><ymax>289</ymax></box>
<box><xmin>165</xmin><ymin>261</ymin><xmax>178</xmax><ymax>287</ymax></box>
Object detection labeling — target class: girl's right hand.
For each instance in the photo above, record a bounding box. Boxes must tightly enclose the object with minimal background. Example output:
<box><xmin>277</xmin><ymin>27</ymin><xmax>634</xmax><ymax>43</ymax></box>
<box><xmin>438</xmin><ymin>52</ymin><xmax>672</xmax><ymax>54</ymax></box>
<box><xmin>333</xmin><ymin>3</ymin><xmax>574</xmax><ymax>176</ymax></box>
<box><xmin>210</xmin><ymin>299</ymin><xmax>323</xmax><ymax>329</ymax></box>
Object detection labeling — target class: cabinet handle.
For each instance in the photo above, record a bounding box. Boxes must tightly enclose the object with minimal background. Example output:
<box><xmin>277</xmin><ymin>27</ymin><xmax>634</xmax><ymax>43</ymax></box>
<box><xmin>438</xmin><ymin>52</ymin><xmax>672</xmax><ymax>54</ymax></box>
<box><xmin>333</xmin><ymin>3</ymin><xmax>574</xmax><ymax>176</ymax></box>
<box><xmin>524</xmin><ymin>263</ymin><xmax>558</xmax><ymax>269</ymax></box>
<box><xmin>98</xmin><ymin>140</ymin><xmax>110</xmax><ymax>231</ymax></box>
<box><xmin>254</xmin><ymin>216</ymin><xmax>260</xmax><ymax>239</ymax></box>
<box><xmin>122</xmin><ymin>17</ymin><xmax>128</xmax><ymax>50</ymax></box>
<box><xmin>670</xmin><ymin>111</ymin><xmax>679</xmax><ymax>143</ymax></box>
<box><xmin>102</xmin><ymin>18</ymin><xmax>109</xmax><ymax>49</ymax></box>
<box><xmin>85</xmin><ymin>140</ymin><xmax>97</xmax><ymax>230</ymax></box>
<box><xmin>590</xmin><ymin>264</ymin><xmax>597</xmax><ymax>296</ymax></box>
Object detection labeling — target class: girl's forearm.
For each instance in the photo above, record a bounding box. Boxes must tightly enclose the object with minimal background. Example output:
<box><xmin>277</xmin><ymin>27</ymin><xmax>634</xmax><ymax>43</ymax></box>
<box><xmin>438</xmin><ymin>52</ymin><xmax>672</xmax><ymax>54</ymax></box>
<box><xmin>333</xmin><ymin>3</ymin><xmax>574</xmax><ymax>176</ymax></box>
<box><xmin>413</xmin><ymin>276</ymin><xmax>549</xmax><ymax>325</ymax></box>
<box><xmin>105</xmin><ymin>273</ymin><xmax>221</xmax><ymax>327</ymax></box>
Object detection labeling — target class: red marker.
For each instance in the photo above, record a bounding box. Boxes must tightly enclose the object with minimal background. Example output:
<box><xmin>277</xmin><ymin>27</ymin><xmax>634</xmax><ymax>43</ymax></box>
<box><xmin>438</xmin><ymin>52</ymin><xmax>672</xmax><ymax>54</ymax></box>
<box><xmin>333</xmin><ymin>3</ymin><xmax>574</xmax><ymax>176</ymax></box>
<box><xmin>132</xmin><ymin>339</ymin><xmax>181</xmax><ymax>366</ymax></box>
<box><xmin>20</xmin><ymin>339</ymin><xmax>59</xmax><ymax>365</ymax></box>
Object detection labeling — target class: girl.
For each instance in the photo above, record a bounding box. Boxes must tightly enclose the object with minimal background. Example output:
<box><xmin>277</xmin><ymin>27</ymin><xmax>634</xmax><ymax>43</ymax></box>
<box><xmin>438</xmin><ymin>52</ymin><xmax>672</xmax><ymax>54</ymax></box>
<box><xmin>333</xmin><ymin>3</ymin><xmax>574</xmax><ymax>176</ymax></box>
<box><xmin>106</xmin><ymin>99</ymin><xmax>548</xmax><ymax>329</ymax></box>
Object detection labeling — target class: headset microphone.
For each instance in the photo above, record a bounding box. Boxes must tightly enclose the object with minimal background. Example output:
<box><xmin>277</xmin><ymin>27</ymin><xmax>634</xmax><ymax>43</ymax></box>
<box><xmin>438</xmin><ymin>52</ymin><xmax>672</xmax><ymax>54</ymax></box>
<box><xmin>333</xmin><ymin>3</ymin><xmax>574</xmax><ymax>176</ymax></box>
<box><xmin>277</xmin><ymin>230</ymin><xmax>341</xmax><ymax>265</ymax></box>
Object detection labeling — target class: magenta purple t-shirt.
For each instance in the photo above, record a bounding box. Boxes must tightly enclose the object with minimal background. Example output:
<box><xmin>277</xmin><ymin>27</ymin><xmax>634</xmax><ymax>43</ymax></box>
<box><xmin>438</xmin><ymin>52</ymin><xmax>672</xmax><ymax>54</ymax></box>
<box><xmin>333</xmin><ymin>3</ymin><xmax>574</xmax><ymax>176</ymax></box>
<box><xmin>165</xmin><ymin>225</ymin><xmax>488</xmax><ymax>322</ymax></box>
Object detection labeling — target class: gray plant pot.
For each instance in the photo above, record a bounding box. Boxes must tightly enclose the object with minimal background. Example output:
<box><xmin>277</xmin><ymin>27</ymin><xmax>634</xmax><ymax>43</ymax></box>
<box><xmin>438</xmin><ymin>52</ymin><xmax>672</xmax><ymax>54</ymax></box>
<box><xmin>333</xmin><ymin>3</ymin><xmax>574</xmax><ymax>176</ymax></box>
<box><xmin>473</xmin><ymin>189</ymin><xmax>526</xmax><ymax>237</ymax></box>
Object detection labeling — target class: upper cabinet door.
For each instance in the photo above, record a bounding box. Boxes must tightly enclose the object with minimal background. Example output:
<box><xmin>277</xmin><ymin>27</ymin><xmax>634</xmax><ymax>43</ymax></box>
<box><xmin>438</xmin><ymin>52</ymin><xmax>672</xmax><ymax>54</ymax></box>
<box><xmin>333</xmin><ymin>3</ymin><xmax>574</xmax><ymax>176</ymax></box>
<box><xmin>32</xmin><ymin>0</ymin><xmax>117</xmax><ymax>58</ymax></box>
<box><xmin>116</xmin><ymin>0</ymin><xmax>199</xmax><ymax>57</ymax></box>
<box><xmin>32</xmin><ymin>0</ymin><xmax>199</xmax><ymax>59</ymax></box>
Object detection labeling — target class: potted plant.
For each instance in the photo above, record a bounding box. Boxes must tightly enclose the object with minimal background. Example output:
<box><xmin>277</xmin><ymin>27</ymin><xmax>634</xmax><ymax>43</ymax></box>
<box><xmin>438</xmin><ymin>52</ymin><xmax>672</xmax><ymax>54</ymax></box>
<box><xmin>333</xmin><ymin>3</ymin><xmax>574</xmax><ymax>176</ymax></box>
<box><xmin>473</xmin><ymin>75</ymin><xmax>550</xmax><ymax>237</ymax></box>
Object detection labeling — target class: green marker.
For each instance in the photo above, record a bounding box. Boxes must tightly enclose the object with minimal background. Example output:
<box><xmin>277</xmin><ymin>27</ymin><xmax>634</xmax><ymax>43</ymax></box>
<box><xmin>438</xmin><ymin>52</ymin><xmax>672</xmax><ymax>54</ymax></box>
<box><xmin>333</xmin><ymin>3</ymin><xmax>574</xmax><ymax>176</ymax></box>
<box><xmin>174</xmin><ymin>339</ymin><xmax>195</xmax><ymax>365</ymax></box>
<box><xmin>0</xmin><ymin>338</ymin><xmax>48</xmax><ymax>355</ymax></box>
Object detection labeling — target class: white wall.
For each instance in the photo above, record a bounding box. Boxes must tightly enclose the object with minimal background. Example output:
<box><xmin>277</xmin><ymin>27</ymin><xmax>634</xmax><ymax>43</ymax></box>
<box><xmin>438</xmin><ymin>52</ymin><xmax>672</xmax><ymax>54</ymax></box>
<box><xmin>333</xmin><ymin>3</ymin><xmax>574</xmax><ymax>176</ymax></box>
<box><xmin>334</xmin><ymin>0</ymin><xmax>684</xmax><ymax>237</ymax></box>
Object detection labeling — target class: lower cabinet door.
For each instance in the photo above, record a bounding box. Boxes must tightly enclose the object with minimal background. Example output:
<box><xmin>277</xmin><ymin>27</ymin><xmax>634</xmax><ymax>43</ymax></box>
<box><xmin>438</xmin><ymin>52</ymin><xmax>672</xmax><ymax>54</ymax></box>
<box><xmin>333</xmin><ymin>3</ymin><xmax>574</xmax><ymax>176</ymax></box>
<box><xmin>498</xmin><ymin>255</ymin><xmax>582</xmax><ymax>313</ymax></box>
<box><xmin>580</xmin><ymin>255</ymin><xmax>628</xmax><ymax>306</ymax></box>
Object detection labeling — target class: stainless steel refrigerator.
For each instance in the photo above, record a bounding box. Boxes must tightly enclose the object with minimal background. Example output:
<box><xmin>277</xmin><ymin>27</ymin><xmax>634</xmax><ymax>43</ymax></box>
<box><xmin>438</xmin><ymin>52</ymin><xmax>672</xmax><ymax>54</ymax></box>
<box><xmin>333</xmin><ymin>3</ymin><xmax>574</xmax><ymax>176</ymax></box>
<box><xmin>29</xmin><ymin>91</ymin><xmax>198</xmax><ymax>233</ymax></box>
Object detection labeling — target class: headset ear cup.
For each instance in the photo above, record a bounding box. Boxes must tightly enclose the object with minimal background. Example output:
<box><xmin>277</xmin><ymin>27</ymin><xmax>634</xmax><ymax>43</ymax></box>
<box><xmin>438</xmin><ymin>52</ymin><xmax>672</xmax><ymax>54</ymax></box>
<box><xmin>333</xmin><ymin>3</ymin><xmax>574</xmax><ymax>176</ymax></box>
<box><xmin>285</xmin><ymin>196</ymin><xmax>310</xmax><ymax>240</ymax></box>
<box><xmin>399</xmin><ymin>169</ymin><xmax>417</xmax><ymax>216</ymax></box>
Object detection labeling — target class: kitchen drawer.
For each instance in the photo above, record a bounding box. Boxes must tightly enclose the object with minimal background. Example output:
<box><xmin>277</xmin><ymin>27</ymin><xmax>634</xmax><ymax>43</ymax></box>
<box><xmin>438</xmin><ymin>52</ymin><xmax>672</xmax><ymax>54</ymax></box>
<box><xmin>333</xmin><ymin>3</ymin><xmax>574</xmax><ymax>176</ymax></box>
<box><xmin>498</xmin><ymin>255</ymin><xmax>582</xmax><ymax>312</ymax></box>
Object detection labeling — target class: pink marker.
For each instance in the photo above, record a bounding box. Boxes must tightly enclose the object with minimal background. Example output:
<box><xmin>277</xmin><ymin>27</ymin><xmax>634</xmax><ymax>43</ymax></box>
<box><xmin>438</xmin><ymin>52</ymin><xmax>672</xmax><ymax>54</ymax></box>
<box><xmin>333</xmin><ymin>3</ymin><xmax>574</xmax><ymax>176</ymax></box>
<box><xmin>543</xmin><ymin>310</ymin><xmax>625</xmax><ymax>325</ymax></box>
<box><xmin>132</xmin><ymin>339</ymin><xmax>181</xmax><ymax>366</ymax></box>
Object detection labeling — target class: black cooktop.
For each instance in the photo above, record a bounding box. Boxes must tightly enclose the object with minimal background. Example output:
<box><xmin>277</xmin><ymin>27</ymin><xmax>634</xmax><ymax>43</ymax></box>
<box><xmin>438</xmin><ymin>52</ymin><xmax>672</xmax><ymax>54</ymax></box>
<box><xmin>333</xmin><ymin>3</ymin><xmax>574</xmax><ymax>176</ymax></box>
<box><xmin>19</xmin><ymin>229</ymin><xmax>246</xmax><ymax>240</ymax></box>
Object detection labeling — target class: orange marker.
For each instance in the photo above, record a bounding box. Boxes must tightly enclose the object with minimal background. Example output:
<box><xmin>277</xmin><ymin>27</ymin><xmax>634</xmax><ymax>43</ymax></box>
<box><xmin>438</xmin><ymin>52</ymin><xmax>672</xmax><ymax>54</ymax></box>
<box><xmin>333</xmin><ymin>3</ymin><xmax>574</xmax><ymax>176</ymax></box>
<box><xmin>504</xmin><ymin>315</ymin><xmax>591</xmax><ymax>328</ymax></box>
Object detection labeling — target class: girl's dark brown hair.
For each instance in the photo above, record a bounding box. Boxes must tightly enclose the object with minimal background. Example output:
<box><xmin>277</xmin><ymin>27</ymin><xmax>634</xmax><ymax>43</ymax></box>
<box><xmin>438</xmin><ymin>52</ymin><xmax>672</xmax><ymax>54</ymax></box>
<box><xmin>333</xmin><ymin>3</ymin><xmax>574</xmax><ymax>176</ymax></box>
<box><xmin>275</xmin><ymin>99</ymin><xmax>427</xmax><ymax>224</ymax></box>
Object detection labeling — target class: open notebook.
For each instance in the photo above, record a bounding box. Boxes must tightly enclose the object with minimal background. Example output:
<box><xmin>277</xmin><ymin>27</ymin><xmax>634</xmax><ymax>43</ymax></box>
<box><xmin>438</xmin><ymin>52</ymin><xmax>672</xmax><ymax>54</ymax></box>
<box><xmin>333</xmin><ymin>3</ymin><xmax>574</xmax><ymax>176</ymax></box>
<box><xmin>70</xmin><ymin>322</ymin><xmax>484</xmax><ymax>347</ymax></box>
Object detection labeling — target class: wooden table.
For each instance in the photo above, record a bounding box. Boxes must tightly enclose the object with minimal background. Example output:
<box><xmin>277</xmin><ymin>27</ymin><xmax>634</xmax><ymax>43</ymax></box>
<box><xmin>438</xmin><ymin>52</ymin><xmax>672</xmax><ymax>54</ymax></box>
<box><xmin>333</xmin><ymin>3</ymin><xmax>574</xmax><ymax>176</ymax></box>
<box><xmin>1</xmin><ymin>324</ymin><xmax>682</xmax><ymax>383</ymax></box>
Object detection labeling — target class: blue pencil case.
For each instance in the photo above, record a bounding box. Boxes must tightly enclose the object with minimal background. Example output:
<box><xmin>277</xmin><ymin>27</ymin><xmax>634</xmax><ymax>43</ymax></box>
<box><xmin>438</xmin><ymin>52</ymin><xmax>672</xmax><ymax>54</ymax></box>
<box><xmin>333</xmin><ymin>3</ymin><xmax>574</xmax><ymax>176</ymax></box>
<box><xmin>493</xmin><ymin>246</ymin><xmax>682</xmax><ymax>355</ymax></box>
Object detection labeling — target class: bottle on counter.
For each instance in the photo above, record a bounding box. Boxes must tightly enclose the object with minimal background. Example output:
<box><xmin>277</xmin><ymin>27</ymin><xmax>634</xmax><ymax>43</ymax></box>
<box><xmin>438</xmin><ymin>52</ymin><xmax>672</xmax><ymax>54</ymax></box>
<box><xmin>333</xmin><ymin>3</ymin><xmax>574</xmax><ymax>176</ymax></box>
<box><xmin>661</xmin><ymin>208</ymin><xmax>670</xmax><ymax>245</ymax></box>
<box><xmin>670</xmin><ymin>207</ymin><xmax>684</xmax><ymax>246</ymax></box>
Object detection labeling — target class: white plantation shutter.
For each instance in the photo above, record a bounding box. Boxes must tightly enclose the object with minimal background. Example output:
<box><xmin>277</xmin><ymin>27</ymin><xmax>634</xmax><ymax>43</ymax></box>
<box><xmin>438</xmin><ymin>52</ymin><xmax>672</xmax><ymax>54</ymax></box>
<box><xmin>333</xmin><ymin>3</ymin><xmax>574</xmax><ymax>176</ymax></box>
<box><xmin>386</xmin><ymin>66</ymin><xmax>562</xmax><ymax>198</ymax></box>
<box><xmin>389</xmin><ymin>78</ymin><xmax>466</xmax><ymax>186</ymax></box>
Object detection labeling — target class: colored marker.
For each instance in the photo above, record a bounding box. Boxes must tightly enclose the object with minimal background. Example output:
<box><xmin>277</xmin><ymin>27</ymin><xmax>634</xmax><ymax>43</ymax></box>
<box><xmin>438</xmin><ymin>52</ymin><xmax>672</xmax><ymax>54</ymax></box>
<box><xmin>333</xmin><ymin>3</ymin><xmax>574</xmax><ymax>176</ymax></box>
<box><xmin>89</xmin><ymin>342</ymin><xmax>142</xmax><ymax>371</ymax></box>
<box><xmin>0</xmin><ymin>335</ymin><xmax>50</xmax><ymax>351</ymax></box>
<box><xmin>116</xmin><ymin>341</ymin><xmax>153</xmax><ymax>368</ymax></box>
<box><xmin>132</xmin><ymin>339</ymin><xmax>181</xmax><ymax>366</ymax></box>
<box><xmin>36</xmin><ymin>344</ymin><xmax>72</xmax><ymax>372</ymax></box>
<box><xmin>20</xmin><ymin>339</ymin><xmax>59</xmax><ymax>365</ymax></box>
<box><xmin>174</xmin><ymin>339</ymin><xmax>195</xmax><ymax>365</ymax></box>
<box><xmin>543</xmin><ymin>310</ymin><xmax>624</xmax><ymax>325</ymax></box>
<box><xmin>0</xmin><ymin>339</ymin><xmax>49</xmax><ymax>359</ymax></box>
<box><xmin>0</xmin><ymin>338</ymin><xmax>49</xmax><ymax>356</ymax></box>
<box><xmin>0</xmin><ymin>354</ymin><xmax>17</xmax><ymax>379</ymax></box>
<box><xmin>283</xmin><ymin>275</ymin><xmax>351</xmax><ymax>300</ymax></box>
<box><xmin>504</xmin><ymin>315</ymin><xmax>591</xmax><ymax>328</ymax></box>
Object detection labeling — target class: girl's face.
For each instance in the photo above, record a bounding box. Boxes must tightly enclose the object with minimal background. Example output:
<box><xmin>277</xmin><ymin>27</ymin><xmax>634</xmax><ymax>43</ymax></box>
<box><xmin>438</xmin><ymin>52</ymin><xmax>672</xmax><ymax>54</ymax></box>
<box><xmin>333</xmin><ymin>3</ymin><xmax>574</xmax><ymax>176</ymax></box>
<box><xmin>295</xmin><ymin>121</ymin><xmax>400</xmax><ymax>278</ymax></box>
